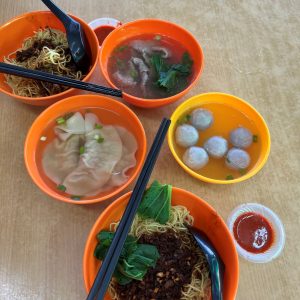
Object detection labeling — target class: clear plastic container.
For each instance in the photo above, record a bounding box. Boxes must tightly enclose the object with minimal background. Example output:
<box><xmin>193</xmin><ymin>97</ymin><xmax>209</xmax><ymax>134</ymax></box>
<box><xmin>227</xmin><ymin>203</ymin><xmax>285</xmax><ymax>263</ymax></box>
<box><xmin>88</xmin><ymin>18</ymin><xmax>122</xmax><ymax>46</ymax></box>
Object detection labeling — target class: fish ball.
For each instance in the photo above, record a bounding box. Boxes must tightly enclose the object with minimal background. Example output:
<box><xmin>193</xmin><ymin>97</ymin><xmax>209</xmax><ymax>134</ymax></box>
<box><xmin>175</xmin><ymin>124</ymin><xmax>199</xmax><ymax>147</ymax></box>
<box><xmin>191</xmin><ymin>108</ymin><xmax>213</xmax><ymax>130</ymax></box>
<box><xmin>183</xmin><ymin>147</ymin><xmax>209</xmax><ymax>170</ymax></box>
<box><xmin>226</xmin><ymin>148</ymin><xmax>250</xmax><ymax>170</ymax></box>
<box><xmin>230</xmin><ymin>127</ymin><xmax>253</xmax><ymax>149</ymax></box>
<box><xmin>204</xmin><ymin>136</ymin><xmax>228</xmax><ymax>158</ymax></box>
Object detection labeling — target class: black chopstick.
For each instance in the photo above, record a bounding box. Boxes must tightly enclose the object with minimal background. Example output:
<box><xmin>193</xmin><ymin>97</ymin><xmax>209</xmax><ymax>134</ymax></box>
<box><xmin>86</xmin><ymin>118</ymin><xmax>171</xmax><ymax>300</ymax></box>
<box><xmin>0</xmin><ymin>62</ymin><xmax>122</xmax><ymax>98</ymax></box>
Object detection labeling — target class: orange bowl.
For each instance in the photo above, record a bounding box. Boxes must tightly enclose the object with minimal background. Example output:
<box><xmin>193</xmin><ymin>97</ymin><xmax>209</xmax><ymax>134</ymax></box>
<box><xmin>0</xmin><ymin>11</ymin><xmax>99</xmax><ymax>106</ymax></box>
<box><xmin>83</xmin><ymin>187</ymin><xmax>239</xmax><ymax>299</ymax></box>
<box><xmin>24</xmin><ymin>94</ymin><xmax>146</xmax><ymax>204</ymax></box>
<box><xmin>168</xmin><ymin>92</ymin><xmax>271</xmax><ymax>184</ymax></box>
<box><xmin>100</xmin><ymin>19</ymin><xmax>204</xmax><ymax>108</ymax></box>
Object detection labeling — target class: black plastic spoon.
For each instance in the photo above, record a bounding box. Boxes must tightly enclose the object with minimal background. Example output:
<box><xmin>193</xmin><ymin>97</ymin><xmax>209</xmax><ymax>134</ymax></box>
<box><xmin>187</xmin><ymin>226</ymin><xmax>225</xmax><ymax>300</ymax></box>
<box><xmin>41</xmin><ymin>0</ymin><xmax>90</xmax><ymax>72</ymax></box>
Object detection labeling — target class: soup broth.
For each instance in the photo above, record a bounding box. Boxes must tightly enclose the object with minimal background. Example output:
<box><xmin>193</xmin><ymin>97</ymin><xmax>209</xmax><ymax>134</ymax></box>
<box><xmin>36</xmin><ymin>108</ymin><xmax>138</xmax><ymax>200</ymax></box>
<box><xmin>174</xmin><ymin>103</ymin><xmax>261</xmax><ymax>180</ymax></box>
<box><xmin>107</xmin><ymin>34</ymin><xmax>194</xmax><ymax>99</ymax></box>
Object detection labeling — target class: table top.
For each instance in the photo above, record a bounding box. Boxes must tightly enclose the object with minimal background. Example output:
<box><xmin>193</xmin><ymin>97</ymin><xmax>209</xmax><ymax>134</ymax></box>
<box><xmin>0</xmin><ymin>1</ymin><xmax>299</xmax><ymax>299</ymax></box>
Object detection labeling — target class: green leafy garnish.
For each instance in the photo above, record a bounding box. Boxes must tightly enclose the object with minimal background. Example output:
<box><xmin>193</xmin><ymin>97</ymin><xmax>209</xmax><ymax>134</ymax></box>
<box><xmin>239</xmin><ymin>168</ymin><xmax>247</xmax><ymax>175</ymax></box>
<box><xmin>95</xmin><ymin>124</ymin><xmax>103</xmax><ymax>129</ymax></box>
<box><xmin>151</xmin><ymin>52</ymin><xmax>193</xmax><ymax>92</ymax></box>
<box><xmin>57</xmin><ymin>184</ymin><xmax>66</xmax><ymax>192</ymax></box>
<box><xmin>154</xmin><ymin>35</ymin><xmax>161</xmax><ymax>41</ymax></box>
<box><xmin>114</xmin><ymin>45</ymin><xmax>128</xmax><ymax>53</ymax></box>
<box><xmin>94</xmin><ymin>231</ymin><xmax>159</xmax><ymax>285</ymax></box>
<box><xmin>116</xmin><ymin>58</ymin><xmax>126</xmax><ymax>70</ymax></box>
<box><xmin>56</xmin><ymin>117</ymin><xmax>65</xmax><ymax>125</ymax></box>
<box><xmin>79</xmin><ymin>146</ymin><xmax>85</xmax><ymax>155</ymax></box>
<box><xmin>129</xmin><ymin>69</ymin><xmax>138</xmax><ymax>80</ymax></box>
<box><xmin>138</xmin><ymin>180</ymin><xmax>172</xmax><ymax>224</ymax></box>
<box><xmin>177</xmin><ymin>114</ymin><xmax>191</xmax><ymax>125</ymax></box>
<box><xmin>71</xmin><ymin>195</ymin><xmax>81</xmax><ymax>200</ymax></box>
<box><xmin>226</xmin><ymin>175</ymin><xmax>234</xmax><ymax>180</ymax></box>
<box><xmin>94</xmin><ymin>134</ymin><xmax>104</xmax><ymax>143</ymax></box>
<box><xmin>253</xmin><ymin>135</ymin><xmax>258</xmax><ymax>142</ymax></box>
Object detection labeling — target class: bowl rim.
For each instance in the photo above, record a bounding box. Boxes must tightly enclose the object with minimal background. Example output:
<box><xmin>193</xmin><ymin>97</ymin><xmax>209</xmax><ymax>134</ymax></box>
<box><xmin>82</xmin><ymin>187</ymin><xmax>239</xmax><ymax>298</ymax></box>
<box><xmin>0</xmin><ymin>10</ymin><xmax>99</xmax><ymax>102</ymax></box>
<box><xmin>168</xmin><ymin>92</ymin><xmax>271</xmax><ymax>184</ymax></box>
<box><xmin>99</xmin><ymin>18</ymin><xmax>204</xmax><ymax>105</ymax></box>
<box><xmin>24</xmin><ymin>94</ymin><xmax>147</xmax><ymax>205</ymax></box>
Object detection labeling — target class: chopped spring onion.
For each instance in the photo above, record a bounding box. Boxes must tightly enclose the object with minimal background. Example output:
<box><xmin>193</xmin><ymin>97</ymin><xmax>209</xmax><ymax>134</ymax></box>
<box><xmin>239</xmin><ymin>168</ymin><xmax>247</xmax><ymax>175</ymax></box>
<box><xmin>95</xmin><ymin>124</ymin><xmax>103</xmax><ymax>129</ymax></box>
<box><xmin>71</xmin><ymin>195</ymin><xmax>81</xmax><ymax>200</ymax></box>
<box><xmin>154</xmin><ymin>35</ymin><xmax>161</xmax><ymax>41</ymax></box>
<box><xmin>115</xmin><ymin>45</ymin><xmax>128</xmax><ymax>53</ymax></box>
<box><xmin>56</xmin><ymin>117</ymin><xmax>65</xmax><ymax>125</ymax></box>
<box><xmin>226</xmin><ymin>175</ymin><xmax>234</xmax><ymax>180</ymax></box>
<box><xmin>40</xmin><ymin>136</ymin><xmax>47</xmax><ymax>141</ymax></box>
<box><xmin>79</xmin><ymin>146</ymin><xmax>85</xmax><ymax>155</ymax></box>
<box><xmin>94</xmin><ymin>134</ymin><xmax>104</xmax><ymax>143</ymax></box>
<box><xmin>253</xmin><ymin>135</ymin><xmax>258</xmax><ymax>142</ymax></box>
<box><xmin>57</xmin><ymin>184</ymin><xmax>66</xmax><ymax>192</ymax></box>
<box><xmin>177</xmin><ymin>114</ymin><xmax>191</xmax><ymax>125</ymax></box>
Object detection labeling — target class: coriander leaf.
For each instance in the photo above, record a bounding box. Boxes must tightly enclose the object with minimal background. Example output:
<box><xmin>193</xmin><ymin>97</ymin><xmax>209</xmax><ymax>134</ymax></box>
<box><xmin>151</xmin><ymin>52</ymin><xmax>193</xmax><ymax>92</ymax></box>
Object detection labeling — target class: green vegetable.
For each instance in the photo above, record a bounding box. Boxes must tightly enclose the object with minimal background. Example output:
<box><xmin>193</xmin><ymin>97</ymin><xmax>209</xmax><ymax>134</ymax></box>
<box><xmin>71</xmin><ymin>195</ymin><xmax>81</xmax><ymax>200</ymax></box>
<box><xmin>95</xmin><ymin>124</ymin><xmax>103</xmax><ymax>129</ymax></box>
<box><xmin>138</xmin><ymin>180</ymin><xmax>172</xmax><ymax>224</ymax></box>
<box><xmin>116</xmin><ymin>58</ymin><xmax>126</xmax><ymax>70</ymax></box>
<box><xmin>114</xmin><ymin>45</ymin><xmax>128</xmax><ymax>53</ymax></box>
<box><xmin>94</xmin><ymin>231</ymin><xmax>159</xmax><ymax>285</ymax></box>
<box><xmin>94</xmin><ymin>134</ymin><xmax>104</xmax><ymax>143</ymax></box>
<box><xmin>151</xmin><ymin>52</ymin><xmax>193</xmax><ymax>91</ymax></box>
<box><xmin>177</xmin><ymin>114</ymin><xmax>191</xmax><ymax>125</ymax></box>
<box><xmin>56</xmin><ymin>117</ymin><xmax>65</xmax><ymax>125</ymax></box>
<box><xmin>79</xmin><ymin>146</ymin><xmax>85</xmax><ymax>155</ymax></box>
<box><xmin>57</xmin><ymin>184</ymin><xmax>66</xmax><ymax>192</ymax></box>
<box><xmin>154</xmin><ymin>35</ymin><xmax>161</xmax><ymax>41</ymax></box>
<box><xmin>117</xmin><ymin>244</ymin><xmax>159</xmax><ymax>281</ymax></box>
<box><xmin>129</xmin><ymin>69</ymin><xmax>138</xmax><ymax>80</ymax></box>
<box><xmin>239</xmin><ymin>168</ymin><xmax>247</xmax><ymax>175</ymax></box>
<box><xmin>226</xmin><ymin>175</ymin><xmax>234</xmax><ymax>180</ymax></box>
<box><xmin>253</xmin><ymin>135</ymin><xmax>258</xmax><ymax>142</ymax></box>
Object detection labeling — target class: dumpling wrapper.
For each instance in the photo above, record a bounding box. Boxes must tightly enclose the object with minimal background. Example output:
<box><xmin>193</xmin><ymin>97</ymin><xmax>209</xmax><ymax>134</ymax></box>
<box><xmin>62</xmin><ymin>126</ymin><xmax>123</xmax><ymax>196</ymax></box>
<box><xmin>55</xmin><ymin>112</ymin><xmax>85</xmax><ymax>141</ymax></box>
<box><xmin>42</xmin><ymin>135</ymin><xmax>83</xmax><ymax>184</ymax></box>
<box><xmin>85</xmin><ymin>112</ymin><xmax>101</xmax><ymax>133</ymax></box>
<box><xmin>106</xmin><ymin>126</ymin><xmax>138</xmax><ymax>187</ymax></box>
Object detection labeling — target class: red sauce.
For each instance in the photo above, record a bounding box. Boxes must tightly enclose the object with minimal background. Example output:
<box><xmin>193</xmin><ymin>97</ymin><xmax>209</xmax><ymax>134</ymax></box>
<box><xmin>233</xmin><ymin>212</ymin><xmax>274</xmax><ymax>253</ymax></box>
<box><xmin>94</xmin><ymin>26</ymin><xmax>115</xmax><ymax>46</ymax></box>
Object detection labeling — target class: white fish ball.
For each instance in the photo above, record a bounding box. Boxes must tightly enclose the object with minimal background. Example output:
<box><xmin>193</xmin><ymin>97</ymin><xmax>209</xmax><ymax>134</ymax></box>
<box><xmin>175</xmin><ymin>124</ymin><xmax>199</xmax><ymax>147</ymax></box>
<box><xmin>230</xmin><ymin>127</ymin><xmax>253</xmax><ymax>149</ymax></box>
<box><xmin>183</xmin><ymin>147</ymin><xmax>209</xmax><ymax>170</ymax></box>
<box><xmin>191</xmin><ymin>108</ymin><xmax>213</xmax><ymax>130</ymax></box>
<box><xmin>204</xmin><ymin>136</ymin><xmax>228</xmax><ymax>158</ymax></box>
<box><xmin>226</xmin><ymin>148</ymin><xmax>250</xmax><ymax>170</ymax></box>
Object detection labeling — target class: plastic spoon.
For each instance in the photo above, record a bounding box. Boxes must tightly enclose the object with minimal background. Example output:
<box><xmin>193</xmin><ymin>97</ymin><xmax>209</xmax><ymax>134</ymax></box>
<box><xmin>41</xmin><ymin>0</ymin><xmax>90</xmax><ymax>72</ymax></box>
<box><xmin>187</xmin><ymin>226</ymin><xmax>225</xmax><ymax>300</ymax></box>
